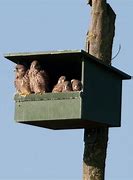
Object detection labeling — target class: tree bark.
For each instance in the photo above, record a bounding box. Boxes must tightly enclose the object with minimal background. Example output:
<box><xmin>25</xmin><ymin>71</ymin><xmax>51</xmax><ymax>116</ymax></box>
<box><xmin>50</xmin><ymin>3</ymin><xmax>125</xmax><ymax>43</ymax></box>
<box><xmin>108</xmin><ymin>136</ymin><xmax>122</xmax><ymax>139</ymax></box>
<box><xmin>85</xmin><ymin>0</ymin><xmax>116</xmax><ymax>64</ymax></box>
<box><xmin>83</xmin><ymin>0</ymin><xmax>116</xmax><ymax>180</ymax></box>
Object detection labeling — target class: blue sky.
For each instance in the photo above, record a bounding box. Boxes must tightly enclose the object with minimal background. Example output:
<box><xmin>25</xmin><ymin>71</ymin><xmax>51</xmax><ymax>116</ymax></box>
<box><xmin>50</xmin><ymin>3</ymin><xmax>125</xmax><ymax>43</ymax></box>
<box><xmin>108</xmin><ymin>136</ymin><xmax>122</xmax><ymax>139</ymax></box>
<box><xmin>0</xmin><ymin>0</ymin><xmax>133</xmax><ymax>179</ymax></box>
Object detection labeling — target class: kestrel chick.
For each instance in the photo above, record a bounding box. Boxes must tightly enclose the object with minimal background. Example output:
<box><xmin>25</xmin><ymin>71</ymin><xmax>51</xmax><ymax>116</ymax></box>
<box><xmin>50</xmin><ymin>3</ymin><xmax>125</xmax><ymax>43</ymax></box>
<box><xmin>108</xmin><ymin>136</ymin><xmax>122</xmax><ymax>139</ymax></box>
<box><xmin>71</xmin><ymin>79</ymin><xmax>82</xmax><ymax>91</ymax></box>
<box><xmin>52</xmin><ymin>76</ymin><xmax>66</xmax><ymax>93</ymax></box>
<box><xmin>28</xmin><ymin>60</ymin><xmax>49</xmax><ymax>94</ymax></box>
<box><xmin>62</xmin><ymin>81</ymin><xmax>72</xmax><ymax>92</ymax></box>
<box><xmin>14</xmin><ymin>64</ymin><xmax>31</xmax><ymax>96</ymax></box>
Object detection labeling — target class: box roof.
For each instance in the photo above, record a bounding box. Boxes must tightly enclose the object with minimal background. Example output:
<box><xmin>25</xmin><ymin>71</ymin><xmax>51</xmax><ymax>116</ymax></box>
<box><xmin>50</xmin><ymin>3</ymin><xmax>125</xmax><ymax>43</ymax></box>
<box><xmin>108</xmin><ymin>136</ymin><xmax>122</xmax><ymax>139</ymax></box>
<box><xmin>4</xmin><ymin>49</ymin><xmax>131</xmax><ymax>80</ymax></box>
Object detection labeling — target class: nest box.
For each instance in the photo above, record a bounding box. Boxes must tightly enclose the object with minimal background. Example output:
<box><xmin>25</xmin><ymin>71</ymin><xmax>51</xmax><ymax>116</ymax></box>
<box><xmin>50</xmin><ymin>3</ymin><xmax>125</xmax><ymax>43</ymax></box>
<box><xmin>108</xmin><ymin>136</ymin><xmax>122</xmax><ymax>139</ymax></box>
<box><xmin>4</xmin><ymin>50</ymin><xmax>131</xmax><ymax>130</ymax></box>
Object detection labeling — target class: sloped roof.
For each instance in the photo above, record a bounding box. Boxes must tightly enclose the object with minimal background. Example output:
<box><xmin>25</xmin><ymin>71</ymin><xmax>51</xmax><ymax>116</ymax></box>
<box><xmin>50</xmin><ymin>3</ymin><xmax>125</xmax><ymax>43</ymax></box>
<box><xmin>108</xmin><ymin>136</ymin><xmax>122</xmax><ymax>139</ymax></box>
<box><xmin>4</xmin><ymin>49</ymin><xmax>131</xmax><ymax>80</ymax></box>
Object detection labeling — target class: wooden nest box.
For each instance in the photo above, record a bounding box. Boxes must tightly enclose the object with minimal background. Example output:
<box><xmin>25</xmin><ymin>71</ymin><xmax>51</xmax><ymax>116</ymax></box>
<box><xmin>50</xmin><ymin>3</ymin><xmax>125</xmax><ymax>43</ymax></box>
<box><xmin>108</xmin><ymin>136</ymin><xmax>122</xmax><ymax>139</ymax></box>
<box><xmin>4</xmin><ymin>50</ymin><xmax>131</xmax><ymax>129</ymax></box>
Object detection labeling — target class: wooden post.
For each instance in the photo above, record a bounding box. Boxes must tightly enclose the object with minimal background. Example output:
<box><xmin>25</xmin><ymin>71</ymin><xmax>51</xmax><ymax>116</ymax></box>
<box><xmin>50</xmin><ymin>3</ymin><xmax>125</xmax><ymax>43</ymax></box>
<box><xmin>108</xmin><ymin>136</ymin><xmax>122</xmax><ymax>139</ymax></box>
<box><xmin>83</xmin><ymin>0</ymin><xmax>116</xmax><ymax>180</ymax></box>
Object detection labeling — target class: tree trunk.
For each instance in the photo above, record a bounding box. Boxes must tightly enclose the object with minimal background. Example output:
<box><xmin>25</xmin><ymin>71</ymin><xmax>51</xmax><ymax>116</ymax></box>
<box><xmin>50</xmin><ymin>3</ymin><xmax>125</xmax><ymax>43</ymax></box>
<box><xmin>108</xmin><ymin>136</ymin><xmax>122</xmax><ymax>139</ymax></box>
<box><xmin>85</xmin><ymin>0</ymin><xmax>116</xmax><ymax>64</ymax></box>
<box><xmin>83</xmin><ymin>0</ymin><xmax>116</xmax><ymax>180</ymax></box>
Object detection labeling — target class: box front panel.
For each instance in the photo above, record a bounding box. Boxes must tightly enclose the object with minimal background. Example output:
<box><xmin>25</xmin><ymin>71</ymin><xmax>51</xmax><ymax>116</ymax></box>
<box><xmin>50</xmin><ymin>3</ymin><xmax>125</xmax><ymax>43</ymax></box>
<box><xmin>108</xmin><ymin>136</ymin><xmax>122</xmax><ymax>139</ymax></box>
<box><xmin>15</xmin><ymin>98</ymin><xmax>81</xmax><ymax>122</ymax></box>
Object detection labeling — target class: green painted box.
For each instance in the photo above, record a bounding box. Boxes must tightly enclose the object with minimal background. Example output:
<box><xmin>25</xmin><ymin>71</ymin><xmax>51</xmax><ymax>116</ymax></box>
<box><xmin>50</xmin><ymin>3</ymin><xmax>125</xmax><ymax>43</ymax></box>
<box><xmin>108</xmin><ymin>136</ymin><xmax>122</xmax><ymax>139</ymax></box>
<box><xmin>4</xmin><ymin>50</ymin><xmax>131</xmax><ymax>129</ymax></box>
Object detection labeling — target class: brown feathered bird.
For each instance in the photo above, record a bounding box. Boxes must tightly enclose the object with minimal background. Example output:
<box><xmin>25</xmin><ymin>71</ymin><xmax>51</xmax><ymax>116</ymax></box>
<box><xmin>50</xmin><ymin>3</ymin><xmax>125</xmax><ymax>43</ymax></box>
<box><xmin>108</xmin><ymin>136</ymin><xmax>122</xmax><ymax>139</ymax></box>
<box><xmin>14</xmin><ymin>64</ymin><xmax>31</xmax><ymax>96</ymax></box>
<box><xmin>52</xmin><ymin>76</ymin><xmax>66</xmax><ymax>93</ymax></box>
<box><xmin>71</xmin><ymin>79</ymin><xmax>82</xmax><ymax>91</ymax></box>
<box><xmin>62</xmin><ymin>81</ymin><xmax>72</xmax><ymax>92</ymax></box>
<box><xmin>28</xmin><ymin>60</ymin><xmax>49</xmax><ymax>94</ymax></box>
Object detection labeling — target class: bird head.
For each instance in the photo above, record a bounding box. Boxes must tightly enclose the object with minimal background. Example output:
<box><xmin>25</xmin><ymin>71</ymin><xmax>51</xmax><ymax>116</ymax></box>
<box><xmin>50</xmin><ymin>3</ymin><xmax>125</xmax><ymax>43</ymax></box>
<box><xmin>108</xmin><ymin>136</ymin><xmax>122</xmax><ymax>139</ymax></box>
<box><xmin>58</xmin><ymin>76</ymin><xmax>66</xmax><ymax>84</ymax></box>
<box><xmin>63</xmin><ymin>81</ymin><xmax>72</xmax><ymax>91</ymax></box>
<box><xmin>30</xmin><ymin>60</ymin><xmax>41</xmax><ymax>70</ymax></box>
<box><xmin>71</xmin><ymin>79</ymin><xmax>82</xmax><ymax>91</ymax></box>
<box><xmin>15</xmin><ymin>64</ymin><xmax>27</xmax><ymax>78</ymax></box>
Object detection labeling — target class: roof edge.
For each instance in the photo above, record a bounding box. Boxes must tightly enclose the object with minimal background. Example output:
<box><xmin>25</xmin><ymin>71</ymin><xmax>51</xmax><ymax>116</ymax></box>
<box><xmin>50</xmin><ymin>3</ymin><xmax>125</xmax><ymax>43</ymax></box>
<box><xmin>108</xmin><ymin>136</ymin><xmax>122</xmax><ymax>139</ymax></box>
<box><xmin>4</xmin><ymin>49</ymin><xmax>82</xmax><ymax>58</ymax></box>
<box><xmin>4</xmin><ymin>49</ymin><xmax>131</xmax><ymax>80</ymax></box>
<box><xmin>81</xmin><ymin>50</ymin><xmax>131</xmax><ymax>80</ymax></box>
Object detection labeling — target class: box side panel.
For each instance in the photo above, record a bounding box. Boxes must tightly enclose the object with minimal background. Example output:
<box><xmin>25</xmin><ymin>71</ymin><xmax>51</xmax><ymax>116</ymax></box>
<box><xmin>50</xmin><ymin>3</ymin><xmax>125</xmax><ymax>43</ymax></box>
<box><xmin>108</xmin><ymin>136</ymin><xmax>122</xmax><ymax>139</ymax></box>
<box><xmin>82</xmin><ymin>60</ymin><xmax>122</xmax><ymax>127</ymax></box>
<box><xmin>15</xmin><ymin>98</ymin><xmax>81</xmax><ymax>122</ymax></box>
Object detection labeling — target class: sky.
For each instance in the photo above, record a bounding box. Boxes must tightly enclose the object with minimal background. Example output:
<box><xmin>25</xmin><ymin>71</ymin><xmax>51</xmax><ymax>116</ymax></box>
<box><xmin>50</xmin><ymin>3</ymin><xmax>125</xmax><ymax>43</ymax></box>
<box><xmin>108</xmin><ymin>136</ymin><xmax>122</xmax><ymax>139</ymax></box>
<box><xmin>0</xmin><ymin>0</ymin><xmax>133</xmax><ymax>179</ymax></box>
